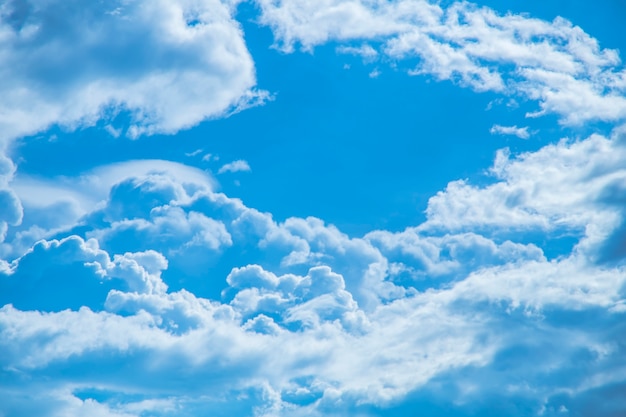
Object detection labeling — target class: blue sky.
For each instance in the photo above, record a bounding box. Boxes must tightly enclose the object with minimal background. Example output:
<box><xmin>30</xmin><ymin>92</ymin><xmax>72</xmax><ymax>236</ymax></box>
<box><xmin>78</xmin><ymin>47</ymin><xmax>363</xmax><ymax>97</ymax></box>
<box><xmin>2</xmin><ymin>0</ymin><xmax>626</xmax><ymax>416</ymax></box>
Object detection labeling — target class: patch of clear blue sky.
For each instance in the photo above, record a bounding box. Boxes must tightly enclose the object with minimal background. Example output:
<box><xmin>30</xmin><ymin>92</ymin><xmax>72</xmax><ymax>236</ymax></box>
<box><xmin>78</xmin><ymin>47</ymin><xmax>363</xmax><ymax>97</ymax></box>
<box><xmin>11</xmin><ymin>0</ymin><xmax>622</xmax><ymax>237</ymax></box>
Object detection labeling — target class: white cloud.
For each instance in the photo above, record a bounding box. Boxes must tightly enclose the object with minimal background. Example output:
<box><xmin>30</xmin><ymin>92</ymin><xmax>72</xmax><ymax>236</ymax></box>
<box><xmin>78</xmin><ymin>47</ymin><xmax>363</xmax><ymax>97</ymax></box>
<box><xmin>422</xmin><ymin>131</ymin><xmax>626</xmax><ymax>246</ymax></box>
<box><xmin>2</xmin><ymin>160</ymin><xmax>217</xmax><ymax>261</ymax></box>
<box><xmin>218</xmin><ymin>159</ymin><xmax>252</xmax><ymax>174</ymax></box>
<box><xmin>0</xmin><ymin>278</ymin><xmax>493</xmax><ymax>409</ymax></box>
<box><xmin>444</xmin><ymin>255</ymin><xmax>626</xmax><ymax>312</ymax></box>
<box><xmin>109</xmin><ymin>250</ymin><xmax>169</xmax><ymax>294</ymax></box>
<box><xmin>0</xmin><ymin>234</ymin><xmax>173</xmax><ymax>312</ymax></box>
<box><xmin>3</xmin><ymin>1</ymin><xmax>626</xmax><ymax>410</ymax></box>
<box><xmin>91</xmin><ymin>206</ymin><xmax>234</xmax><ymax>254</ymax></box>
<box><xmin>490</xmin><ymin>124</ymin><xmax>531</xmax><ymax>139</ymax></box>
<box><xmin>12</xmin><ymin>159</ymin><xmax>214</xmax><ymax>215</ymax></box>
<box><xmin>0</xmin><ymin>0</ymin><xmax>266</xmax><ymax>144</ymax></box>
<box><xmin>366</xmin><ymin>229</ymin><xmax>545</xmax><ymax>281</ymax></box>
<box><xmin>255</xmin><ymin>0</ymin><xmax>626</xmax><ymax>124</ymax></box>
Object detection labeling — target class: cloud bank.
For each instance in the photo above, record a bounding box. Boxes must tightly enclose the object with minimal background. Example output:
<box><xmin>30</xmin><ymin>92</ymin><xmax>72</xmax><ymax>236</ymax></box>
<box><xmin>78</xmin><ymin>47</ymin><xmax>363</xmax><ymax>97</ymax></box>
<box><xmin>2</xmin><ymin>0</ymin><xmax>626</xmax><ymax>416</ymax></box>
<box><xmin>3</xmin><ymin>125</ymin><xmax>626</xmax><ymax>415</ymax></box>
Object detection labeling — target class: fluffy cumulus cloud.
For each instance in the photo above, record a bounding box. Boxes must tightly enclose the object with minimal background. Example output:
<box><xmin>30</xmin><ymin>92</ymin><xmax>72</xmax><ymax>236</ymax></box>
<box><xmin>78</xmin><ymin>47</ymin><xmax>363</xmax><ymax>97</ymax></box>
<box><xmin>256</xmin><ymin>0</ymin><xmax>626</xmax><ymax>125</ymax></box>
<box><xmin>3</xmin><ymin>125</ymin><xmax>626</xmax><ymax>415</ymax></box>
<box><xmin>3</xmin><ymin>1</ymin><xmax>626</xmax><ymax>417</ymax></box>
<box><xmin>0</xmin><ymin>0</ymin><xmax>264</xmax><ymax>142</ymax></box>
<box><xmin>422</xmin><ymin>130</ymin><xmax>626</xmax><ymax>246</ymax></box>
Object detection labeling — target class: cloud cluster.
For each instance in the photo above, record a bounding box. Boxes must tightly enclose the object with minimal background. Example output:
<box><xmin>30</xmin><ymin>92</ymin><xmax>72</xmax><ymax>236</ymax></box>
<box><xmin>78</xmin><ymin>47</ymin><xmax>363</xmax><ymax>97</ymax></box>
<box><xmin>256</xmin><ymin>0</ymin><xmax>626</xmax><ymax>125</ymax></box>
<box><xmin>0</xmin><ymin>0</ymin><xmax>264</xmax><ymax>142</ymax></box>
<box><xmin>3</xmin><ymin>125</ymin><xmax>626</xmax><ymax>415</ymax></box>
<box><xmin>2</xmin><ymin>1</ymin><xmax>626</xmax><ymax>416</ymax></box>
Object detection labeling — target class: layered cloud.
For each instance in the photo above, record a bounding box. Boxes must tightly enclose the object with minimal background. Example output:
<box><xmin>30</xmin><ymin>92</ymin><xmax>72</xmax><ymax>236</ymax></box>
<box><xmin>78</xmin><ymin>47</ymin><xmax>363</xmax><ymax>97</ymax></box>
<box><xmin>0</xmin><ymin>0</ymin><xmax>264</xmax><ymax>142</ymax></box>
<box><xmin>422</xmin><ymin>130</ymin><xmax>626</xmax><ymax>250</ymax></box>
<box><xmin>256</xmin><ymin>0</ymin><xmax>626</xmax><ymax>125</ymax></box>
<box><xmin>3</xmin><ymin>125</ymin><xmax>626</xmax><ymax>415</ymax></box>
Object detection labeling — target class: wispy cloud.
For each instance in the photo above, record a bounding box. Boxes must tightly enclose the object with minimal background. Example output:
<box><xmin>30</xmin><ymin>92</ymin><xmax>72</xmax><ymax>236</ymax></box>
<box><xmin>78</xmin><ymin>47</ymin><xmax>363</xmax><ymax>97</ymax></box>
<box><xmin>490</xmin><ymin>124</ymin><xmax>531</xmax><ymax>139</ymax></box>
<box><xmin>336</xmin><ymin>44</ymin><xmax>379</xmax><ymax>62</ymax></box>
<box><xmin>369</xmin><ymin>68</ymin><xmax>381</xmax><ymax>78</ymax></box>
<box><xmin>185</xmin><ymin>149</ymin><xmax>203</xmax><ymax>157</ymax></box>
<box><xmin>257</xmin><ymin>0</ymin><xmax>626</xmax><ymax>125</ymax></box>
<box><xmin>104</xmin><ymin>124</ymin><xmax>122</xmax><ymax>138</ymax></box>
<box><xmin>202</xmin><ymin>153</ymin><xmax>216</xmax><ymax>162</ymax></box>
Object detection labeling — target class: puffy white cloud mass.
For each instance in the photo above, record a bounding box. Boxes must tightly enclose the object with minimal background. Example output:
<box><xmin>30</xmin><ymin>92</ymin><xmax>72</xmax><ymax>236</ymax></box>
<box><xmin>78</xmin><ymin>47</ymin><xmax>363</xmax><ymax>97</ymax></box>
<box><xmin>422</xmin><ymin>130</ymin><xmax>626</xmax><ymax>248</ymax></box>
<box><xmin>3</xmin><ymin>1</ymin><xmax>626</xmax><ymax>416</ymax></box>
<box><xmin>3</xmin><ymin>125</ymin><xmax>626</xmax><ymax>416</ymax></box>
<box><xmin>255</xmin><ymin>0</ymin><xmax>626</xmax><ymax>125</ymax></box>
<box><xmin>0</xmin><ymin>0</ymin><xmax>265</xmax><ymax>143</ymax></box>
